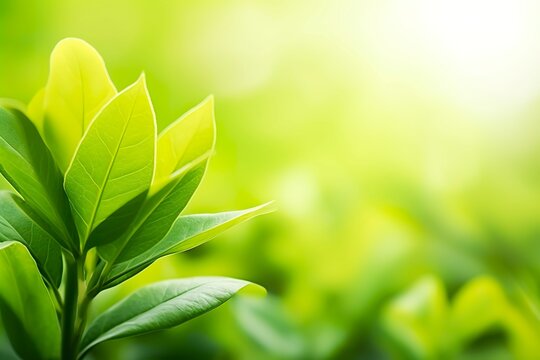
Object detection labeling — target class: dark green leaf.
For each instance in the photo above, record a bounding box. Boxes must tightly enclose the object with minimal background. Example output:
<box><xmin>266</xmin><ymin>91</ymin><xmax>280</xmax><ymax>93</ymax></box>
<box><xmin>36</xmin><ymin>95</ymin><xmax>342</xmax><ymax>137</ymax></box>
<box><xmin>80</xmin><ymin>277</ymin><xmax>261</xmax><ymax>358</ymax></box>
<box><xmin>0</xmin><ymin>191</ymin><xmax>63</xmax><ymax>287</ymax></box>
<box><xmin>98</xmin><ymin>160</ymin><xmax>207</xmax><ymax>263</ymax></box>
<box><xmin>105</xmin><ymin>202</ymin><xmax>274</xmax><ymax>287</ymax></box>
<box><xmin>0</xmin><ymin>106</ymin><xmax>74</xmax><ymax>250</ymax></box>
<box><xmin>0</xmin><ymin>242</ymin><xmax>61</xmax><ymax>360</ymax></box>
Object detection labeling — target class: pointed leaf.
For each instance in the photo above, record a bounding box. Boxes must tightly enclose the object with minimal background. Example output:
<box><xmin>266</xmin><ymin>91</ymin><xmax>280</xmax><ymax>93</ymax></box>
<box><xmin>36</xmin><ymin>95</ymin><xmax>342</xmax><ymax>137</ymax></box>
<box><xmin>105</xmin><ymin>202</ymin><xmax>274</xmax><ymax>287</ymax></box>
<box><xmin>80</xmin><ymin>277</ymin><xmax>261</xmax><ymax>357</ymax></box>
<box><xmin>0</xmin><ymin>242</ymin><xmax>61</xmax><ymax>360</ymax></box>
<box><xmin>153</xmin><ymin>96</ymin><xmax>215</xmax><ymax>188</ymax></box>
<box><xmin>64</xmin><ymin>76</ymin><xmax>156</xmax><ymax>245</ymax></box>
<box><xmin>42</xmin><ymin>38</ymin><xmax>117</xmax><ymax>171</ymax></box>
<box><xmin>86</xmin><ymin>191</ymin><xmax>148</xmax><ymax>250</ymax></box>
<box><xmin>98</xmin><ymin>159</ymin><xmax>207</xmax><ymax>263</ymax></box>
<box><xmin>0</xmin><ymin>107</ymin><xmax>74</xmax><ymax>250</ymax></box>
<box><xmin>98</xmin><ymin>97</ymin><xmax>214</xmax><ymax>263</ymax></box>
<box><xmin>0</xmin><ymin>191</ymin><xmax>63</xmax><ymax>287</ymax></box>
<box><xmin>451</xmin><ymin>277</ymin><xmax>507</xmax><ymax>343</ymax></box>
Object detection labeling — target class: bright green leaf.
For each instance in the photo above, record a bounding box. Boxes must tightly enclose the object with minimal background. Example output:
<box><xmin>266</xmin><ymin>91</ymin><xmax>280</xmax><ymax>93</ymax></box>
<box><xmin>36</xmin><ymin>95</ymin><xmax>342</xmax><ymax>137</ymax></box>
<box><xmin>0</xmin><ymin>191</ymin><xmax>63</xmax><ymax>287</ymax></box>
<box><xmin>451</xmin><ymin>277</ymin><xmax>507</xmax><ymax>344</ymax></box>
<box><xmin>153</xmin><ymin>96</ymin><xmax>215</xmax><ymax>189</ymax></box>
<box><xmin>105</xmin><ymin>202</ymin><xmax>274</xmax><ymax>287</ymax></box>
<box><xmin>381</xmin><ymin>276</ymin><xmax>450</xmax><ymax>359</ymax></box>
<box><xmin>64</xmin><ymin>75</ymin><xmax>156</xmax><ymax>246</ymax></box>
<box><xmin>80</xmin><ymin>277</ymin><xmax>261</xmax><ymax>358</ymax></box>
<box><xmin>0</xmin><ymin>241</ymin><xmax>61</xmax><ymax>360</ymax></box>
<box><xmin>98</xmin><ymin>96</ymin><xmax>215</xmax><ymax>269</ymax></box>
<box><xmin>42</xmin><ymin>38</ymin><xmax>117</xmax><ymax>172</ymax></box>
<box><xmin>98</xmin><ymin>159</ymin><xmax>207</xmax><ymax>263</ymax></box>
<box><xmin>0</xmin><ymin>107</ymin><xmax>74</xmax><ymax>250</ymax></box>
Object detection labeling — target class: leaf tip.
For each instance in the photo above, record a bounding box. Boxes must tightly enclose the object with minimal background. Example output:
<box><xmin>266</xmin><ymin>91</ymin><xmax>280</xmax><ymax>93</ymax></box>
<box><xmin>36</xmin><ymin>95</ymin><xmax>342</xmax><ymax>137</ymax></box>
<box><xmin>52</xmin><ymin>37</ymin><xmax>97</xmax><ymax>57</ymax></box>
<box><xmin>138</xmin><ymin>71</ymin><xmax>147</xmax><ymax>83</ymax></box>
<box><xmin>238</xmin><ymin>283</ymin><xmax>267</xmax><ymax>297</ymax></box>
<box><xmin>257</xmin><ymin>200</ymin><xmax>278</xmax><ymax>214</ymax></box>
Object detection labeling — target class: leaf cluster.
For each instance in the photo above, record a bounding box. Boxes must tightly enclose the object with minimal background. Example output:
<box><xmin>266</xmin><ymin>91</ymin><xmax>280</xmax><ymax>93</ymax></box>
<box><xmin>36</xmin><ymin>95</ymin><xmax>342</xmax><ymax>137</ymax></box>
<box><xmin>0</xmin><ymin>38</ymin><xmax>271</xmax><ymax>360</ymax></box>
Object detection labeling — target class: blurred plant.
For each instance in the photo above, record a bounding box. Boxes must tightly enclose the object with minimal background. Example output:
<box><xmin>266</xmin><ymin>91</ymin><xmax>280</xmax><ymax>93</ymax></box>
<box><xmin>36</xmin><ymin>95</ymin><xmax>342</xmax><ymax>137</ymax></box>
<box><xmin>378</xmin><ymin>275</ymin><xmax>540</xmax><ymax>359</ymax></box>
<box><xmin>0</xmin><ymin>38</ymin><xmax>272</xmax><ymax>360</ymax></box>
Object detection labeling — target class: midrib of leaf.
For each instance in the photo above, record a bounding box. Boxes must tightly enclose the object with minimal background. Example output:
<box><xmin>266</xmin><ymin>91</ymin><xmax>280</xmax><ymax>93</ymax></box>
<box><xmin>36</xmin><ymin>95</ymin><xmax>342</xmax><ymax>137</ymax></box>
<box><xmin>172</xmin><ymin>115</ymin><xmax>204</xmax><ymax>171</ymax></box>
<box><xmin>0</xmin><ymin>136</ymin><xmax>51</xmax><ymax>207</ymax></box>
<box><xmin>0</xmin><ymin>210</ymin><xmax>55</xmax><ymax>285</ymax></box>
<box><xmin>84</xmin><ymin>281</ymin><xmax>211</xmax><ymax>349</ymax></box>
<box><xmin>0</xmin><ymin>131</ymin><xmax>66</xmax><ymax>238</ymax></box>
<box><xmin>99</xmin><ymin>176</ymin><xmax>178</xmax><ymax>283</ymax></box>
<box><xmin>0</xmin><ymin>135</ymin><xmax>33</xmax><ymax>170</ymax></box>
<box><xmin>102</xmin><ymin>156</ymin><xmax>207</xmax><ymax>274</ymax></box>
<box><xmin>84</xmin><ymin>90</ymin><xmax>140</xmax><ymax>240</ymax></box>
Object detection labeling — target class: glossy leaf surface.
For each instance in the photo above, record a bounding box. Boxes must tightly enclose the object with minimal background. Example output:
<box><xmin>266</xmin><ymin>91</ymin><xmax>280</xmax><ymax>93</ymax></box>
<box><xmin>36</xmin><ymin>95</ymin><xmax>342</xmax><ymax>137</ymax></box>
<box><xmin>105</xmin><ymin>202</ymin><xmax>274</xmax><ymax>286</ymax></box>
<box><xmin>0</xmin><ymin>242</ymin><xmax>61</xmax><ymax>360</ymax></box>
<box><xmin>0</xmin><ymin>191</ymin><xmax>63</xmax><ymax>287</ymax></box>
<box><xmin>0</xmin><ymin>107</ymin><xmax>74</xmax><ymax>249</ymax></box>
<box><xmin>99</xmin><ymin>96</ymin><xmax>214</xmax><ymax>268</ymax></box>
<box><xmin>80</xmin><ymin>277</ymin><xmax>258</xmax><ymax>357</ymax></box>
<box><xmin>64</xmin><ymin>76</ymin><xmax>156</xmax><ymax>245</ymax></box>
<box><xmin>42</xmin><ymin>38</ymin><xmax>117</xmax><ymax>171</ymax></box>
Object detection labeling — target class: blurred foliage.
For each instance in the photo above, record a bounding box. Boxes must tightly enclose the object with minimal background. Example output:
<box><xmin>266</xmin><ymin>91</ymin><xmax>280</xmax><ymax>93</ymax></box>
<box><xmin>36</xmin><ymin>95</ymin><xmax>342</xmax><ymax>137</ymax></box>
<box><xmin>2</xmin><ymin>0</ymin><xmax>540</xmax><ymax>359</ymax></box>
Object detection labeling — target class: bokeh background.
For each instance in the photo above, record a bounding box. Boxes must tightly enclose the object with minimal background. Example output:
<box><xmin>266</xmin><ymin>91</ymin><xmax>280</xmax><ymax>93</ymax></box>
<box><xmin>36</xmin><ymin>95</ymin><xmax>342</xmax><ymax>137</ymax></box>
<box><xmin>2</xmin><ymin>0</ymin><xmax>540</xmax><ymax>358</ymax></box>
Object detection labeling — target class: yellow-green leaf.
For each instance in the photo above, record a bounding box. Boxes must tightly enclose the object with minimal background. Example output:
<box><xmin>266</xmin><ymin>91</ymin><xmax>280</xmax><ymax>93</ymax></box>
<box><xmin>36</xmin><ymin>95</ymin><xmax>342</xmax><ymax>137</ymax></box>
<box><xmin>64</xmin><ymin>75</ymin><xmax>156</xmax><ymax>246</ymax></box>
<box><xmin>42</xmin><ymin>38</ymin><xmax>117</xmax><ymax>171</ymax></box>
<box><xmin>97</xmin><ymin>97</ymin><xmax>215</xmax><ymax>263</ymax></box>
<box><xmin>153</xmin><ymin>96</ymin><xmax>215</xmax><ymax>190</ymax></box>
<box><xmin>105</xmin><ymin>202</ymin><xmax>275</xmax><ymax>287</ymax></box>
<box><xmin>451</xmin><ymin>277</ymin><xmax>507</xmax><ymax>344</ymax></box>
<box><xmin>26</xmin><ymin>88</ymin><xmax>45</xmax><ymax>131</ymax></box>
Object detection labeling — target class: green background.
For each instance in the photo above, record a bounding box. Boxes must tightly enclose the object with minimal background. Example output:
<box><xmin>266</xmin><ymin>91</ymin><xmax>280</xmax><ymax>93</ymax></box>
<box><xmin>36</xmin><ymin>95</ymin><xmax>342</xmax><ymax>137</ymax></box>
<box><xmin>2</xmin><ymin>0</ymin><xmax>540</xmax><ymax>358</ymax></box>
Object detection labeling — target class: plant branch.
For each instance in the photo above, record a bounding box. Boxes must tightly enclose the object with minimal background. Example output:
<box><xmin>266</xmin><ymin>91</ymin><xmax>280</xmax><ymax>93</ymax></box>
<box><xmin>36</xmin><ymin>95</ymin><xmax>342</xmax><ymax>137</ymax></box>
<box><xmin>61</xmin><ymin>252</ymin><xmax>81</xmax><ymax>360</ymax></box>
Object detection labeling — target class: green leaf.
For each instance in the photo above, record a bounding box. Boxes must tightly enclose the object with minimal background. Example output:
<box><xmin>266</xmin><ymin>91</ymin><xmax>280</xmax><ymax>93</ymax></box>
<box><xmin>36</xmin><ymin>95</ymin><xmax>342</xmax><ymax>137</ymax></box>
<box><xmin>26</xmin><ymin>88</ymin><xmax>45</xmax><ymax>131</ymax></box>
<box><xmin>0</xmin><ymin>99</ymin><xmax>26</xmax><ymax>112</ymax></box>
<box><xmin>42</xmin><ymin>38</ymin><xmax>117</xmax><ymax>172</ymax></box>
<box><xmin>0</xmin><ymin>241</ymin><xmax>61</xmax><ymax>360</ymax></box>
<box><xmin>450</xmin><ymin>277</ymin><xmax>507</xmax><ymax>344</ymax></box>
<box><xmin>0</xmin><ymin>107</ymin><xmax>74</xmax><ymax>250</ymax></box>
<box><xmin>98</xmin><ymin>160</ymin><xmax>207</xmax><ymax>262</ymax></box>
<box><xmin>153</xmin><ymin>96</ymin><xmax>215</xmax><ymax>189</ymax></box>
<box><xmin>98</xmin><ymin>96</ymin><xmax>215</xmax><ymax>268</ymax></box>
<box><xmin>381</xmin><ymin>276</ymin><xmax>450</xmax><ymax>359</ymax></box>
<box><xmin>80</xmin><ymin>277</ymin><xmax>261</xmax><ymax>358</ymax></box>
<box><xmin>234</xmin><ymin>295</ymin><xmax>307</xmax><ymax>358</ymax></box>
<box><xmin>105</xmin><ymin>202</ymin><xmax>274</xmax><ymax>287</ymax></box>
<box><xmin>0</xmin><ymin>191</ymin><xmax>63</xmax><ymax>287</ymax></box>
<box><xmin>64</xmin><ymin>75</ymin><xmax>156</xmax><ymax>246</ymax></box>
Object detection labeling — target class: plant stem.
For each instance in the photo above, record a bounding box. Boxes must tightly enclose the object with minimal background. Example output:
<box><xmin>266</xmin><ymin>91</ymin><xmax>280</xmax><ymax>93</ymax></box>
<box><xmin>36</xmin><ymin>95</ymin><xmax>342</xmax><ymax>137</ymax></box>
<box><xmin>62</xmin><ymin>253</ymin><xmax>81</xmax><ymax>360</ymax></box>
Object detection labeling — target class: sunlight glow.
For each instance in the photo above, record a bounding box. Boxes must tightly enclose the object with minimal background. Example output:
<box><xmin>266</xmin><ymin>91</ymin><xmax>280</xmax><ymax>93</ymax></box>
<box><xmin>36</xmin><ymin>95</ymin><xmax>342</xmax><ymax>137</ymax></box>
<box><xmin>421</xmin><ymin>0</ymin><xmax>540</xmax><ymax>117</ymax></box>
<box><xmin>359</xmin><ymin>0</ymin><xmax>540</xmax><ymax>119</ymax></box>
